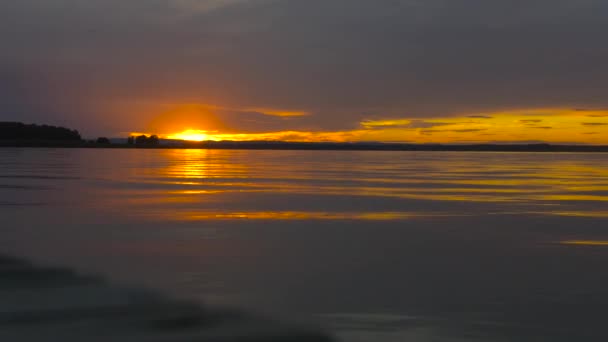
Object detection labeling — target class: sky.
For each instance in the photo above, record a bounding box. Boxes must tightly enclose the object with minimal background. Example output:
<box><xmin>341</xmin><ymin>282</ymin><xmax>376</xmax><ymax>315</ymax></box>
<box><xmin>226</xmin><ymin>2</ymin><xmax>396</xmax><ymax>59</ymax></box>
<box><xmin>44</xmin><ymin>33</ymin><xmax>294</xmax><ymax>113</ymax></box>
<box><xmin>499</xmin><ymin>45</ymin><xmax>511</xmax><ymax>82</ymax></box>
<box><xmin>1</xmin><ymin>0</ymin><xmax>608</xmax><ymax>143</ymax></box>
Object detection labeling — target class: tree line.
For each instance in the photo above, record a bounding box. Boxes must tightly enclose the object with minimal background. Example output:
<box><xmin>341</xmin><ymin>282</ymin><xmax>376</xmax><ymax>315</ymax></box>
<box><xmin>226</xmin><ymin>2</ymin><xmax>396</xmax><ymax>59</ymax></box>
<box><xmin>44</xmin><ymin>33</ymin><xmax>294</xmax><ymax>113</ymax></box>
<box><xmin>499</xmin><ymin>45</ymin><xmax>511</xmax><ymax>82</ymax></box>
<box><xmin>127</xmin><ymin>135</ymin><xmax>159</xmax><ymax>145</ymax></box>
<box><xmin>0</xmin><ymin>122</ymin><xmax>81</xmax><ymax>141</ymax></box>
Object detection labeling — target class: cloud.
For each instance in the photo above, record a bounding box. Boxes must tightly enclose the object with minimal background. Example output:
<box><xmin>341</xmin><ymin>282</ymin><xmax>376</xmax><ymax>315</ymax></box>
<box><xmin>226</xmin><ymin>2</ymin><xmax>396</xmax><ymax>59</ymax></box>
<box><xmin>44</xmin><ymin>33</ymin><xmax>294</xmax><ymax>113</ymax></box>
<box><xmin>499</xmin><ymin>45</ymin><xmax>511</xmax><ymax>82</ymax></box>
<box><xmin>248</xmin><ymin>109</ymin><xmax>309</xmax><ymax>117</ymax></box>
<box><xmin>360</xmin><ymin>119</ymin><xmax>411</xmax><ymax>129</ymax></box>
<box><xmin>520</xmin><ymin>119</ymin><xmax>543</xmax><ymax>123</ymax></box>
<box><xmin>466</xmin><ymin>115</ymin><xmax>493</xmax><ymax>119</ymax></box>
<box><xmin>530</xmin><ymin>126</ymin><xmax>553</xmax><ymax>129</ymax></box>
<box><xmin>485</xmin><ymin>140</ymin><xmax>550</xmax><ymax>145</ymax></box>
<box><xmin>582</xmin><ymin>122</ymin><xmax>608</xmax><ymax>126</ymax></box>
<box><xmin>1</xmin><ymin>0</ymin><xmax>608</xmax><ymax>137</ymax></box>
<box><xmin>140</xmin><ymin>103</ymin><xmax>313</xmax><ymax>134</ymax></box>
<box><xmin>575</xmin><ymin>108</ymin><xmax>608</xmax><ymax>113</ymax></box>
<box><xmin>360</xmin><ymin>119</ymin><xmax>453</xmax><ymax>129</ymax></box>
<box><xmin>419</xmin><ymin>128</ymin><xmax>487</xmax><ymax>135</ymax></box>
<box><xmin>406</xmin><ymin>120</ymin><xmax>453</xmax><ymax>129</ymax></box>
<box><xmin>449</xmin><ymin>128</ymin><xmax>488</xmax><ymax>133</ymax></box>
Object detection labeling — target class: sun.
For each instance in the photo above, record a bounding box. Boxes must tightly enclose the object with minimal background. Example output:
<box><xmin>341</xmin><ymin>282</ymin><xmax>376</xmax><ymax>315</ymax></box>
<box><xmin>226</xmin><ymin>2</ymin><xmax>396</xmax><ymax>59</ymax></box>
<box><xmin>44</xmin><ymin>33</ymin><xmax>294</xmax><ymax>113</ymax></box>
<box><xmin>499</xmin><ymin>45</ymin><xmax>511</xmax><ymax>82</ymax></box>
<box><xmin>165</xmin><ymin>129</ymin><xmax>212</xmax><ymax>141</ymax></box>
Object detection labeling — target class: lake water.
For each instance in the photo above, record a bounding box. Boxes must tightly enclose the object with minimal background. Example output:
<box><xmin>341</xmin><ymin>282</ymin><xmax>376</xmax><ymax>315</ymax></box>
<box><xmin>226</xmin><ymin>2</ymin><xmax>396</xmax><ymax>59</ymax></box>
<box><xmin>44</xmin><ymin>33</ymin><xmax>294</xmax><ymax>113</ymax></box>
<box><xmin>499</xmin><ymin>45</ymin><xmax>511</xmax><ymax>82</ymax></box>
<box><xmin>1</xmin><ymin>148</ymin><xmax>608</xmax><ymax>341</ymax></box>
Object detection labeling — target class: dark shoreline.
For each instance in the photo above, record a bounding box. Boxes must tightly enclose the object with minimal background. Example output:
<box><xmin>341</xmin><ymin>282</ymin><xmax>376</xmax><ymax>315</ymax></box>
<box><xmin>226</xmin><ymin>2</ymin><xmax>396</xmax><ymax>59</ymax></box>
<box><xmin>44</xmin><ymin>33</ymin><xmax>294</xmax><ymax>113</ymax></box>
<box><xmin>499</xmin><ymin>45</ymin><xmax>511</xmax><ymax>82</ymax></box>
<box><xmin>2</xmin><ymin>140</ymin><xmax>608</xmax><ymax>152</ymax></box>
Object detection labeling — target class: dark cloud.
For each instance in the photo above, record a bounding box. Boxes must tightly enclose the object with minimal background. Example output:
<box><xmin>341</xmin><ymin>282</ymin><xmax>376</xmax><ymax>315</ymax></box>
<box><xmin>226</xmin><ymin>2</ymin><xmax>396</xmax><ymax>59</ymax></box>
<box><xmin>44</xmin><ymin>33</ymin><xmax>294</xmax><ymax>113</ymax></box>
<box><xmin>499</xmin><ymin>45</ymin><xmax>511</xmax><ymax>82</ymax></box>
<box><xmin>420</xmin><ymin>128</ymin><xmax>487</xmax><ymax>135</ymax></box>
<box><xmin>530</xmin><ymin>126</ymin><xmax>553</xmax><ymax>129</ymax></box>
<box><xmin>466</xmin><ymin>115</ymin><xmax>493</xmax><ymax>119</ymax></box>
<box><xmin>582</xmin><ymin>122</ymin><xmax>608</xmax><ymax>126</ymax></box>
<box><xmin>360</xmin><ymin>119</ymin><xmax>453</xmax><ymax>129</ymax></box>
<box><xmin>575</xmin><ymin>108</ymin><xmax>608</xmax><ymax>113</ymax></box>
<box><xmin>486</xmin><ymin>140</ymin><xmax>550</xmax><ymax>145</ymax></box>
<box><xmin>450</xmin><ymin>129</ymin><xmax>488</xmax><ymax>133</ymax></box>
<box><xmin>1</xmin><ymin>0</ymin><xmax>608</xmax><ymax>136</ymax></box>
<box><xmin>218</xmin><ymin>109</ymin><xmax>313</xmax><ymax>133</ymax></box>
<box><xmin>406</xmin><ymin>120</ymin><xmax>453</xmax><ymax>129</ymax></box>
<box><xmin>520</xmin><ymin>119</ymin><xmax>543</xmax><ymax>123</ymax></box>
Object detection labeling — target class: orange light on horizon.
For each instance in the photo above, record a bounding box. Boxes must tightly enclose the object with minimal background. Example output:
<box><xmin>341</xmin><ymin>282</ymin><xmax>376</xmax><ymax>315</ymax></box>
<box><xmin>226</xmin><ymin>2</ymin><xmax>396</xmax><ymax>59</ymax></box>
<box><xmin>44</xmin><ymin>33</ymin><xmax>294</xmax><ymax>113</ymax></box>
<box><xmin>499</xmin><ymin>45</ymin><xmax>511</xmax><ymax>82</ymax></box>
<box><xmin>128</xmin><ymin>106</ymin><xmax>608</xmax><ymax>143</ymax></box>
<box><xmin>165</xmin><ymin>129</ymin><xmax>213</xmax><ymax>141</ymax></box>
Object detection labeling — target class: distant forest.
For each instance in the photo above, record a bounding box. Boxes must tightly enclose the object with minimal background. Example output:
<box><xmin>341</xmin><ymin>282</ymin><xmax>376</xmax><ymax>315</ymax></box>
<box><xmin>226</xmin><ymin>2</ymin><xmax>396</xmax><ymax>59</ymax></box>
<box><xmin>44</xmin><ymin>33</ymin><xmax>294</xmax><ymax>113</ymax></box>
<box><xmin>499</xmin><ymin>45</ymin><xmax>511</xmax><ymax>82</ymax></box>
<box><xmin>0</xmin><ymin>122</ymin><xmax>82</xmax><ymax>141</ymax></box>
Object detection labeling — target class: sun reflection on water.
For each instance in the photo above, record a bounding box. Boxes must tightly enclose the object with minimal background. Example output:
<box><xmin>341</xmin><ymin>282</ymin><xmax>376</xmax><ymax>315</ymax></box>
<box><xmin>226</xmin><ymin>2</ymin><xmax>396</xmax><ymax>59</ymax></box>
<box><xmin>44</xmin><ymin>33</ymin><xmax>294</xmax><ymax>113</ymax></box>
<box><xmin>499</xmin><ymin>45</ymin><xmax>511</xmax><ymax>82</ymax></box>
<box><xmin>94</xmin><ymin>150</ymin><xmax>608</xmax><ymax>222</ymax></box>
<box><xmin>560</xmin><ymin>240</ymin><xmax>608</xmax><ymax>246</ymax></box>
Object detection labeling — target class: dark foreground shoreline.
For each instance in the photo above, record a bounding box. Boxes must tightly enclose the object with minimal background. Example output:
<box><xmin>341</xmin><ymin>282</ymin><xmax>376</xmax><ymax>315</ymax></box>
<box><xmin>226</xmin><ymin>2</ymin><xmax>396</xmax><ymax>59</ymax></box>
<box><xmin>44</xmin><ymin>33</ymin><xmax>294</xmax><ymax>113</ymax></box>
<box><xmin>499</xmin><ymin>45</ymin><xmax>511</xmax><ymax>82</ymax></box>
<box><xmin>0</xmin><ymin>254</ymin><xmax>332</xmax><ymax>341</ymax></box>
<box><xmin>2</xmin><ymin>140</ymin><xmax>608</xmax><ymax>152</ymax></box>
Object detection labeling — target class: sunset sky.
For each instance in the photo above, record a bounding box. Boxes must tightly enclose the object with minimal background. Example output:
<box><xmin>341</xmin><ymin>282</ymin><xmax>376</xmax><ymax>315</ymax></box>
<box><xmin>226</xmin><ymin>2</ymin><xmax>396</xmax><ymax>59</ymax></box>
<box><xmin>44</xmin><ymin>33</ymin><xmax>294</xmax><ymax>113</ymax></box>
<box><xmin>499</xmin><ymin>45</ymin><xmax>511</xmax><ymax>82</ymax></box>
<box><xmin>1</xmin><ymin>0</ymin><xmax>608</xmax><ymax>143</ymax></box>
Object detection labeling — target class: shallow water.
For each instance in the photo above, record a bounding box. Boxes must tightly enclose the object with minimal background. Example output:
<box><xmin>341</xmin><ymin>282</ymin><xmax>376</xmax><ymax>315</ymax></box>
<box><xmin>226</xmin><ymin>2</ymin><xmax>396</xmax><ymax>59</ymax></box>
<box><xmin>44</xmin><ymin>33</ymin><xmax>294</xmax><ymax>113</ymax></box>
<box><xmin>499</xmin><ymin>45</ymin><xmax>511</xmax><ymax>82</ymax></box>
<box><xmin>1</xmin><ymin>148</ymin><xmax>608</xmax><ymax>341</ymax></box>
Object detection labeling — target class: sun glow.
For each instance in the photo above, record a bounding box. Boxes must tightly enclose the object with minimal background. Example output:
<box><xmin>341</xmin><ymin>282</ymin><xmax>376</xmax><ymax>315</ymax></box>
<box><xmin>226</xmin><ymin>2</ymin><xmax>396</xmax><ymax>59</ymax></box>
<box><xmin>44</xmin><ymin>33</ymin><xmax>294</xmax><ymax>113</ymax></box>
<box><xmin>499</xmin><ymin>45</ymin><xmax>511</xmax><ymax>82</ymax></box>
<box><xmin>165</xmin><ymin>130</ymin><xmax>213</xmax><ymax>141</ymax></box>
<box><xmin>133</xmin><ymin>106</ymin><xmax>608</xmax><ymax>144</ymax></box>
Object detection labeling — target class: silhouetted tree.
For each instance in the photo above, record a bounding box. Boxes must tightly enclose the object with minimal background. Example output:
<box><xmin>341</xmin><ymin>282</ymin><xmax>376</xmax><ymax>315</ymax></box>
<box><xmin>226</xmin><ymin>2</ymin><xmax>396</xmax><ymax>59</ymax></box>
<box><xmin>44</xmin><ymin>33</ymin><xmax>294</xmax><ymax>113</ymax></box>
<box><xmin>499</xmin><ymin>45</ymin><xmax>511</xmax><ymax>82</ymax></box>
<box><xmin>135</xmin><ymin>135</ymin><xmax>148</xmax><ymax>145</ymax></box>
<box><xmin>96</xmin><ymin>137</ymin><xmax>110</xmax><ymax>144</ymax></box>
<box><xmin>148</xmin><ymin>135</ymin><xmax>159</xmax><ymax>145</ymax></box>
<box><xmin>132</xmin><ymin>134</ymin><xmax>160</xmax><ymax>146</ymax></box>
<box><xmin>127</xmin><ymin>136</ymin><xmax>135</xmax><ymax>145</ymax></box>
<box><xmin>0</xmin><ymin>122</ymin><xmax>81</xmax><ymax>141</ymax></box>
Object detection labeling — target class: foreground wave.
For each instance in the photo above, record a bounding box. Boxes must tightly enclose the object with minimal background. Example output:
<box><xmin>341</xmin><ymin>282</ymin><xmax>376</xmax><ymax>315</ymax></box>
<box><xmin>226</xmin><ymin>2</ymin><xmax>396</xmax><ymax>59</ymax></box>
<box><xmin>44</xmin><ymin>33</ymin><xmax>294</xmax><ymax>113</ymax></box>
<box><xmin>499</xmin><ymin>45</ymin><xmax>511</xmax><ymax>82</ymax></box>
<box><xmin>0</xmin><ymin>254</ymin><xmax>332</xmax><ymax>342</ymax></box>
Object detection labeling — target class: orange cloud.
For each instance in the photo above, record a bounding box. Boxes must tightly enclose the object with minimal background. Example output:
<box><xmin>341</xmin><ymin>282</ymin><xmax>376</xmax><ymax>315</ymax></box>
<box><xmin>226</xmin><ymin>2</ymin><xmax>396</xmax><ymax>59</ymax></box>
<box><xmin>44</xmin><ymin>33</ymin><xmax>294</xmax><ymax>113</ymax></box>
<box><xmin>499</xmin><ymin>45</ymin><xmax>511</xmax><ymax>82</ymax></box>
<box><xmin>134</xmin><ymin>107</ymin><xmax>608</xmax><ymax>144</ymax></box>
<box><xmin>248</xmin><ymin>108</ymin><xmax>309</xmax><ymax>117</ymax></box>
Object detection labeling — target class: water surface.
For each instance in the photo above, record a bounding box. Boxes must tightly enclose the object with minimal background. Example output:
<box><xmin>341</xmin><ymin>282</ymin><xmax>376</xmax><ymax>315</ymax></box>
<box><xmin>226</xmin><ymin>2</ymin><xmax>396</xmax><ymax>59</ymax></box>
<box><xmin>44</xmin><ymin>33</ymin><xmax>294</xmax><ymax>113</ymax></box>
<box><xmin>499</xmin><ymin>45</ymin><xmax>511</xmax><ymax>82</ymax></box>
<box><xmin>1</xmin><ymin>148</ymin><xmax>608</xmax><ymax>341</ymax></box>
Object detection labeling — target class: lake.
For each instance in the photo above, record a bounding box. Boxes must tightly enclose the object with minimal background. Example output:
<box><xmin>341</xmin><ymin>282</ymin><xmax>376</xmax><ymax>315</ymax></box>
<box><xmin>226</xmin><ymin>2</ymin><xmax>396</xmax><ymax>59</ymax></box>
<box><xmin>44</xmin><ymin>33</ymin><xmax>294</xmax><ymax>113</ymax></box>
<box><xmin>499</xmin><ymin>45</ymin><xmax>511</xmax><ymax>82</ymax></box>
<box><xmin>1</xmin><ymin>148</ymin><xmax>608</xmax><ymax>341</ymax></box>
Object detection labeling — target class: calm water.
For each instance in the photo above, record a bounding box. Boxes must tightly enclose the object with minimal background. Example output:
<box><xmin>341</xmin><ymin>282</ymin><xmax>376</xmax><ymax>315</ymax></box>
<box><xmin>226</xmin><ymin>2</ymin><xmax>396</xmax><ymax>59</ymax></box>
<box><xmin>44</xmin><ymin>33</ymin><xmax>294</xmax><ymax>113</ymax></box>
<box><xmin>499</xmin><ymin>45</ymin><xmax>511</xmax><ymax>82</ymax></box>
<box><xmin>2</xmin><ymin>148</ymin><xmax>608</xmax><ymax>341</ymax></box>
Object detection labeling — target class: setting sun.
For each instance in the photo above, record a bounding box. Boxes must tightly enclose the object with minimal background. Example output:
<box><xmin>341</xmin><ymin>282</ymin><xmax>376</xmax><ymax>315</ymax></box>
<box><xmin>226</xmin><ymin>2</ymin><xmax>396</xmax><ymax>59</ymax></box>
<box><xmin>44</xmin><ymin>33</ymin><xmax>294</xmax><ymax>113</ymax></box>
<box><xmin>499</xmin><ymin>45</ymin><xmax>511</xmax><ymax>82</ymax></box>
<box><xmin>165</xmin><ymin>130</ymin><xmax>212</xmax><ymax>141</ymax></box>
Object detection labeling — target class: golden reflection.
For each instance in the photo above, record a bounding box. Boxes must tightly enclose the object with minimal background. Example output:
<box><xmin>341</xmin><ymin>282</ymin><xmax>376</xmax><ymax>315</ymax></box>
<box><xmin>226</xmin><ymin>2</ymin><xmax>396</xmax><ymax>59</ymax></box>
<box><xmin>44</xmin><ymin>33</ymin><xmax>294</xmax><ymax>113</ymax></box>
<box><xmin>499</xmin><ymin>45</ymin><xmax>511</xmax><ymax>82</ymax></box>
<box><xmin>95</xmin><ymin>148</ymin><xmax>608</xmax><ymax>223</ymax></box>
<box><xmin>538</xmin><ymin>211</ymin><xmax>608</xmax><ymax>218</ymax></box>
<box><xmin>157</xmin><ymin>149</ymin><xmax>251</xmax><ymax>180</ymax></box>
<box><xmin>536</xmin><ymin>195</ymin><xmax>608</xmax><ymax>201</ymax></box>
<box><xmin>164</xmin><ymin>183</ymin><xmax>523</xmax><ymax>202</ymax></box>
<box><xmin>180</xmin><ymin>211</ymin><xmax>444</xmax><ymax>221</ymax></box>
<box><xmin>560</xmin><ymin>240</ymin><xmax>608</xmax><ymax>246</ymax></box>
